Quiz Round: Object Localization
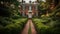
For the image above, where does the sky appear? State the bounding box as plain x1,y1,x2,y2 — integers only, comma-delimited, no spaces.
19,0,46,3
19,0,36,3
24,0,36,3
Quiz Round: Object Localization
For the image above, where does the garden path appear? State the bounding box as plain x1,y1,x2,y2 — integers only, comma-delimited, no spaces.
21,19,37,34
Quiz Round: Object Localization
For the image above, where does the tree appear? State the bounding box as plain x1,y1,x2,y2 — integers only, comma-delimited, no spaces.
0,0,20,17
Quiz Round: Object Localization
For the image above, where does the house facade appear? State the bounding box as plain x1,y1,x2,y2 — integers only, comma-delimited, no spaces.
20,0,39,17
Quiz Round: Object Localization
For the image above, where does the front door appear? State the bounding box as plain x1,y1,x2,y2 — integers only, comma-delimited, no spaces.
28,12,32,18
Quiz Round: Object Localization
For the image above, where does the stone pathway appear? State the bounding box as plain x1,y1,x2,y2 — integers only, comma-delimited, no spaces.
21,19,37,34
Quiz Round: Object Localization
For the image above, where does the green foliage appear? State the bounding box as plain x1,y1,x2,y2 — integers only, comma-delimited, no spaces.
33,18,49,34
0,0,20,17
0,0,27,34
33,17,60,34
35,0,60,34
0,18,27,34
38,1,50,15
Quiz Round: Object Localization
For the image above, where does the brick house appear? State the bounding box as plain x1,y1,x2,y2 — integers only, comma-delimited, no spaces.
19,0,39,18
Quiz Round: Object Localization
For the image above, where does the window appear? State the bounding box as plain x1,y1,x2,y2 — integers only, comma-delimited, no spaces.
29,6,31,10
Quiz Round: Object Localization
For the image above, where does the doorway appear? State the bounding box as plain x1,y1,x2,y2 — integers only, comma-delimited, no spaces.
28,12,32,18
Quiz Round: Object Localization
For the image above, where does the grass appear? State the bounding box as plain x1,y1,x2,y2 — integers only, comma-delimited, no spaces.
28,22,31,34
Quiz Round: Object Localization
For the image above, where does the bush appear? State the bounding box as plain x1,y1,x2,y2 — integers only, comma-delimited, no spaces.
0,18,27,34
33,18,60,34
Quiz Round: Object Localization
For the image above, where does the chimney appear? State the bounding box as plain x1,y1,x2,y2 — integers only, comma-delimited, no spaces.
29,0,31,3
